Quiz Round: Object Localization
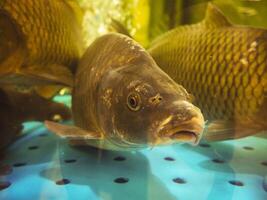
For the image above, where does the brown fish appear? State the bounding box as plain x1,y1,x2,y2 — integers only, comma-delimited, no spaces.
0,86,71,149
0,0,83,91
148,3,267,141
0,0,83,148
45,33,205,150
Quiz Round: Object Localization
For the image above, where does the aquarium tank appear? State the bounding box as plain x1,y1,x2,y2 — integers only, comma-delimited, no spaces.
0,0,267,199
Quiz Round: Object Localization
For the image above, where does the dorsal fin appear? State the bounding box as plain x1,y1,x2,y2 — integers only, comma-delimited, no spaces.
203,3,232,28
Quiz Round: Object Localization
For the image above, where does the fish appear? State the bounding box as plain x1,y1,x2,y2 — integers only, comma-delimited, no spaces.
148,3,267,141
0,86,71,150
0,0,82,148
45,33,205,151
0,0,83,96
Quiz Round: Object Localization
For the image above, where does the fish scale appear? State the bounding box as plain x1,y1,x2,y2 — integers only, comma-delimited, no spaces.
152,27,265,119
1,0,81,68
149,4,267,140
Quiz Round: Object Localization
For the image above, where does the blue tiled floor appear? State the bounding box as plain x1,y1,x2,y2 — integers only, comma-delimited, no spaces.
0,96,266,200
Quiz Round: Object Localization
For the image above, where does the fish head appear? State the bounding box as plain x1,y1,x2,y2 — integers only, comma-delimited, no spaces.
97,62,205,149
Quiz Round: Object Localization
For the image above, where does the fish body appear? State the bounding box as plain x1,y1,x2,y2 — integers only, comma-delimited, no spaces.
46,33,205,151
0,0,83,87
0,0,82,148
0,86,71,149
148,3,267,140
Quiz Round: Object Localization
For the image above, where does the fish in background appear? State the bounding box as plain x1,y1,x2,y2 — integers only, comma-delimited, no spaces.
148,3,267,141
45,33,205,150
0,0,83,94
0,86,71,150
0,0,84,147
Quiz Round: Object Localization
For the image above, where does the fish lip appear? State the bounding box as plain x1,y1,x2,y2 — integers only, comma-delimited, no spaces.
158,117,204,144
168,129,199,144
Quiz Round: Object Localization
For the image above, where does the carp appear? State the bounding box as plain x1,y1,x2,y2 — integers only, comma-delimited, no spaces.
46,33,205,150
148,3,267,141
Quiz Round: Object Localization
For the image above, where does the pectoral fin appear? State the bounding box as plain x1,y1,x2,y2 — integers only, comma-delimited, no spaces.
0,64,74,87
203,121,235,141
45,121,101,140
20,64,74,87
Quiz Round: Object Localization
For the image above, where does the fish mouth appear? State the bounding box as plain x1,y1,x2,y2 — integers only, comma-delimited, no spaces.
165,128,200,144
170,130,198,142
158,117,204,145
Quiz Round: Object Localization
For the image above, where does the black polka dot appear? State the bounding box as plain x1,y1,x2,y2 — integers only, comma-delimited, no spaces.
114,177,129,184
243,146,254,150
13,162,26,167
173,178,186,184
229,180,244,186
261,161,267,166
0,181,11,190
199,143,211,148
212,158,225,163
64,159,77,163
39,133,48,137
164,157,175,161
56,179,70,185
28,146,39,150
113,156,126,161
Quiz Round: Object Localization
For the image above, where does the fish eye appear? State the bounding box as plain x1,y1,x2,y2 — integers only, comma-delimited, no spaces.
127,92,141,111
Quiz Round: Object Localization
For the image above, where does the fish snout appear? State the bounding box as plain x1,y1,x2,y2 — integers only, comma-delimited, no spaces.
158,101,205,144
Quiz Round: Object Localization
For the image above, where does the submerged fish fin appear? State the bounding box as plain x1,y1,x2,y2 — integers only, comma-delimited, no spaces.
1,86,72,121
0,64,74,87
203,3,232,28
45,121,101,140
203,120,235,141
109,18,132,38
203,120,263,141
22,64,74,87
34,85,64,99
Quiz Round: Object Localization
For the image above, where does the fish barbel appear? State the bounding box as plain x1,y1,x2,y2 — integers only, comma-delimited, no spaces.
148,3,267,141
